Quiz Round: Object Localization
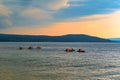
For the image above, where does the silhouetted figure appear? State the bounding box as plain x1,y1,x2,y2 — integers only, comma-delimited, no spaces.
19,47,23,50
77,49,85,53
71,48,75,52
65,48,75,52
28,46,33,50
36,46,41,49
65,48,69,52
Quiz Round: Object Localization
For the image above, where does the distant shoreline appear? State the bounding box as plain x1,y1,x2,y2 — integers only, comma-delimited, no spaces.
0,34,114,42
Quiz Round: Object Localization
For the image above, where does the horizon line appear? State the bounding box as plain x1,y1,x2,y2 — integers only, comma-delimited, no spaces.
0,33,119,38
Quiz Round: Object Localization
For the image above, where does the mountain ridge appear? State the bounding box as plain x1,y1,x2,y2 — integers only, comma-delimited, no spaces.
108,38,120,42
0,34,112,42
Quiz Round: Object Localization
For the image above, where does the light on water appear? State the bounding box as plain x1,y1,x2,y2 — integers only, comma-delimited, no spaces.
0,42,120,80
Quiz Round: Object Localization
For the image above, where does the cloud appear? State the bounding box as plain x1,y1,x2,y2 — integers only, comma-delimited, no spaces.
0,17,12,29
29,0,70,10
0,0,120,34
46,0,69,10
68,10,120,22
0,4,12,29
0,0,71,28
21,8,53,20
0,4,12,16
54,0,120,21
68,0,85,7
66,13,110,22
1,0,70,10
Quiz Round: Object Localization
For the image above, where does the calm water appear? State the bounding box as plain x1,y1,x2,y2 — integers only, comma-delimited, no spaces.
0,42,120,80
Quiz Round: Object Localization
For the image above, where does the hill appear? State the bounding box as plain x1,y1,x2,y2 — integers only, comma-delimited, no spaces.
109,38,120,42
0,34,112,42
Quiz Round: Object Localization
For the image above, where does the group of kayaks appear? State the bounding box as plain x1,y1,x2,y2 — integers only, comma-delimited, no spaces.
19,46,41,50
19,46,86,53
65,48,85,53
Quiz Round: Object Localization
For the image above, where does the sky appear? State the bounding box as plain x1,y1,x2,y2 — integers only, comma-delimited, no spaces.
0,0,120,38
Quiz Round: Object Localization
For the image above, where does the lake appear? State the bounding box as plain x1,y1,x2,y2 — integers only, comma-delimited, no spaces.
0,42,120,80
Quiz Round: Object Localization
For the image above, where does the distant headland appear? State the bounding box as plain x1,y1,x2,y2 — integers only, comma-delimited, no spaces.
0,34,113,42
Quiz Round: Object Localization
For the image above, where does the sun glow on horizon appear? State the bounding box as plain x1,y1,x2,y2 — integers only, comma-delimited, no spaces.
1,10,120,38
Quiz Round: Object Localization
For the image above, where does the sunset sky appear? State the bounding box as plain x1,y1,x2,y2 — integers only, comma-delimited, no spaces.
0,0,120,38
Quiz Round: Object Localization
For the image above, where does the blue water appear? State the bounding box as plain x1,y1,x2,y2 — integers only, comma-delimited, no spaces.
0,42,120,80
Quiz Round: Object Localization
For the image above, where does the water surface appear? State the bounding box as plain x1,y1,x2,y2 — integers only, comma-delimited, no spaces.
0,42,120,80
